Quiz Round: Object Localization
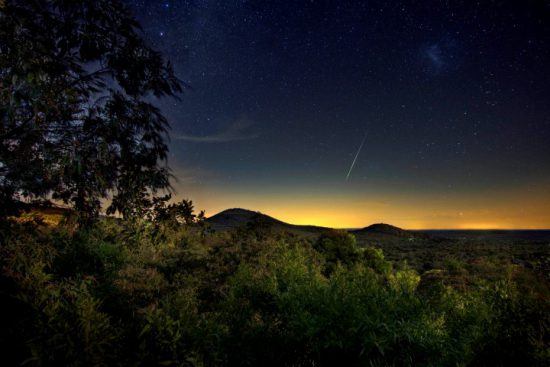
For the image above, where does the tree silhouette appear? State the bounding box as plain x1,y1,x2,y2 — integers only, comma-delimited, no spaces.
0,0,182,222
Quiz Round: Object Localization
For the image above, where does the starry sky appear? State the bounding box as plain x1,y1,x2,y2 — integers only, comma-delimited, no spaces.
126,0,550,229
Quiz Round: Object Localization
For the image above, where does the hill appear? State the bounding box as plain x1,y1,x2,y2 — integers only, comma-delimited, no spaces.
205,208,329,237
351,223,431,244
206,208,282,230
352,223,410,236
205,209,429,242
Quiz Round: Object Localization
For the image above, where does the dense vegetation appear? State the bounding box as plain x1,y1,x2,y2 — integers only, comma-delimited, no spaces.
1,0,181,221
1,209,549,366
1,1,548,366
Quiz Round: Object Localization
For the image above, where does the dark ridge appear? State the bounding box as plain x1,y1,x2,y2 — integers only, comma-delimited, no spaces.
205,208,329,235
206,208,282,226
353,223,407,235
351,223,430,239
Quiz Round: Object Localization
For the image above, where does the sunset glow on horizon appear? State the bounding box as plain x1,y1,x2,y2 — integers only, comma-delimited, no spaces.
127,1,550,231
173,179,550,229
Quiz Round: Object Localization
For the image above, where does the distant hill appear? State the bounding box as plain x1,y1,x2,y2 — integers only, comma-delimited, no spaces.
13,203,72,226
352,223,411,237
205,208,329,237
351,222,431,242
205,209,429,242
206,208,282,230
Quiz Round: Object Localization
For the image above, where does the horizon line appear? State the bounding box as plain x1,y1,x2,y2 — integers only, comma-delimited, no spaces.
208,208,550,231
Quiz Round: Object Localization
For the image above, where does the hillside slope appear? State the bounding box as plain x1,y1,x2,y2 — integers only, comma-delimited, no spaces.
205,208,329,236
351,223,431,243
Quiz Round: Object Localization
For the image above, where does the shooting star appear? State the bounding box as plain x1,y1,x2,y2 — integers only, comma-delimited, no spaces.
345,133,367,181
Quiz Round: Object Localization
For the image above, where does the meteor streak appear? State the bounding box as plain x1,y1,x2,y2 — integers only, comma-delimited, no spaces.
345,133,367,181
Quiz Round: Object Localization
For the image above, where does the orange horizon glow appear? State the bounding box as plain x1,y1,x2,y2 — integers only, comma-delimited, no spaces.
171,181,550,230
167,166,550,230
219,209,550,230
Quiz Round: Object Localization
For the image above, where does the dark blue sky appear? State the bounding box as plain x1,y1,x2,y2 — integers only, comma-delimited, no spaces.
126,0,550,228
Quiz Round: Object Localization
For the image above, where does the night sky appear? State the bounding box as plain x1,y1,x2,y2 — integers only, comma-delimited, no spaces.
126,0,550,229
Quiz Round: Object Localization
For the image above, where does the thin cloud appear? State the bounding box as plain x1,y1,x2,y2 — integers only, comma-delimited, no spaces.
169,166,219,186
174,117,259,143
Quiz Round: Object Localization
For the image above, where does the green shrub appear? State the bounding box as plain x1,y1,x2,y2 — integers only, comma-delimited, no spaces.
314,230,361,274
1,219,548,366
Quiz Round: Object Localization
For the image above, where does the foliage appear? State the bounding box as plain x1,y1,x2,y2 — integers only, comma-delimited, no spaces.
314,230,361,274
146,194,206,227
0,0,182,221
1,217,548,366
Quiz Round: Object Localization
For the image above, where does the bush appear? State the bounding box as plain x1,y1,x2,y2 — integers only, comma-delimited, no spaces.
1,219,548,366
